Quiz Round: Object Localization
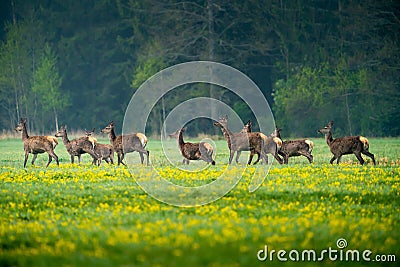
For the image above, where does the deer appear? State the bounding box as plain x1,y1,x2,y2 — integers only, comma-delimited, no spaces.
318,121,376,165
84,128,97,149
271,127,314,164
14,118,59,168
169,127,215,165
55,125,99,164
213,115,268,165
239,120,283,165
101,121,149,165
84,129,114,166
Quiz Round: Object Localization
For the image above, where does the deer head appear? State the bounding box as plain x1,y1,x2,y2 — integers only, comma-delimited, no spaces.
85,128,96,136
213,115,229,129
168,127,187,138
101,121,114,134
318,121,334,134
14,118,27,132
55,125,67,137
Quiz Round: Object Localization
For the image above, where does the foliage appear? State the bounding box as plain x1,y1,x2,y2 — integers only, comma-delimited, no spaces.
31,44,67,131
0,0,398,136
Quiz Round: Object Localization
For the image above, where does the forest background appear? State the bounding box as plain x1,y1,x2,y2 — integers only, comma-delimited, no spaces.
0,0,399,137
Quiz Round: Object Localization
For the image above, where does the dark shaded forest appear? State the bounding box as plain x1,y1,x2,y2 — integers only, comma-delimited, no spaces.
0,0,399,137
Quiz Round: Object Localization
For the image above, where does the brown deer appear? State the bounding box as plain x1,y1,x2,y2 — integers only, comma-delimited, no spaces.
101,121,149,165
213,116,268,165
271,127,314,164
84,130,114,166
55,125,99,164
14,118,59,168
169,127,215,165
318,121,376,165
239,120,283,164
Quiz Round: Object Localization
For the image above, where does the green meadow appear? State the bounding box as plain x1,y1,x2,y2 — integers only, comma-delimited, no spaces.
0,137,399,266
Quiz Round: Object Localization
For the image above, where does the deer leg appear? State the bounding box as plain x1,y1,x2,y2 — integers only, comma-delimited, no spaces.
330,155,337,164
274,153,283,164
120,153,126,166
247,151,255,165
139,152,144,164
235,151,242,164
253,151,261,165
336,155,343,164
24,152,29,168
31,154,38,165
78,154,81,164
262,151,269,165
298,151,313,164
146,150,150,165
354,152,365,165
228,150,235,164
46,154,52,167
46,151,60,167
361,150,376,165
71,155,75,164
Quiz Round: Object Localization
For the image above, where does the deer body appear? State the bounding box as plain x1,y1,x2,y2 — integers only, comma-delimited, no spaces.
214,116,268,165
318,121,376,165
101,121,149,165
92,144,114,166
15,118,59,168
84,129,114,166
272,128,313,164
55,126,98,164
169,128,215,165
239,120,283,164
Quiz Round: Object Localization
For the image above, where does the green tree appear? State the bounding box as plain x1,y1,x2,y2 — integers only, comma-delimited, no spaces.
31,44,67,132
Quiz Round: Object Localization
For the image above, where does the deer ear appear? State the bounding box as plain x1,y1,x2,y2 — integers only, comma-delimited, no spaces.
91,128,95,132
181,127,187,132
110,121,114,126
328,121,334,127
225,114,228,119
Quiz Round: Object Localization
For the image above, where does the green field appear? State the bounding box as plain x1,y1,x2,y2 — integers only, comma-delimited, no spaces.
0,137,399,266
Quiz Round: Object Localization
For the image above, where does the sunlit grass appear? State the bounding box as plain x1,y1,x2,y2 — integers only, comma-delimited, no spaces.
0,138,399,266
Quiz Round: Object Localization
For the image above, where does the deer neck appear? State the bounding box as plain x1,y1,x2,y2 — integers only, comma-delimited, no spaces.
219,126,233,148
61,131,70,145
325,130,334,146
21,123,29,141
108,127,117,143
177,131,185,148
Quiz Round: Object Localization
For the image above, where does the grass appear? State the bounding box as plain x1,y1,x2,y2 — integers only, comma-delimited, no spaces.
0,137,399,266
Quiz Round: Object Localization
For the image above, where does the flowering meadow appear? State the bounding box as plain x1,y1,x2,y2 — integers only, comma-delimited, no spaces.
0,138,399,267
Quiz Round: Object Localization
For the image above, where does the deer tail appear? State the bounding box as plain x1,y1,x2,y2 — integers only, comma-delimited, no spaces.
136,133,148,148
359,136,369,150
273,137,282,150
305,139,314,153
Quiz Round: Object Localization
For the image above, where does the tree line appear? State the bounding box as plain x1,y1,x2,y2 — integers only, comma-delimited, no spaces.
0,0,399,137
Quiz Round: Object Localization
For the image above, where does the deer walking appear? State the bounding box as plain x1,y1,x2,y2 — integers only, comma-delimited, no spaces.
239,120,283,165
55,125,99,164
84,129,114,166
214,116,268,165
271,127,313,164
318,121,376,165
101,121,149,165
169,127,215,165
15,118,59,168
